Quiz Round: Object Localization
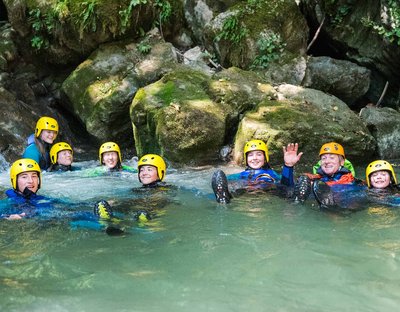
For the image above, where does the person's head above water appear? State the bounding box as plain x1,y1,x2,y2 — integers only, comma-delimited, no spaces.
138,154,166,185
366,160,397,189
35,116,58,144
99,142,122,169
50,142,73,166
319,142,345,176
10,158,41,194
243,139,269,170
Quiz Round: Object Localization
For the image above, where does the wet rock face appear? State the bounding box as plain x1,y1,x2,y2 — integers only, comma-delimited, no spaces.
360,106,400,159
302,56,371,107
61,35,178,146
2,0,184,66
300,0,400,109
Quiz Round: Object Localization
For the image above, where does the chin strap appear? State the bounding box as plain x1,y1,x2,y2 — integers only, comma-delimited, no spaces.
21,187,36,199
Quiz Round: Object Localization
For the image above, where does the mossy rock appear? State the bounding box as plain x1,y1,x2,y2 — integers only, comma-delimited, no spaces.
4,0,185,65
131,68,226,165
234,84,376,166
130,66,278,165
61,38,177,145
202,0,308,68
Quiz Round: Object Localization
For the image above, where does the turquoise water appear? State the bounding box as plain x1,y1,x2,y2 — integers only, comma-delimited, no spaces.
0,162,400,311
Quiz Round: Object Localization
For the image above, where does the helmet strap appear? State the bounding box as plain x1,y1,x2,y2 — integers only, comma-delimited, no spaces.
21,187,36,199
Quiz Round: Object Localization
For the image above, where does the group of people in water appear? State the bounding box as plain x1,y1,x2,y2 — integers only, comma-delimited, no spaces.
3,116,168,224
2,115,399,226
212,139,399,210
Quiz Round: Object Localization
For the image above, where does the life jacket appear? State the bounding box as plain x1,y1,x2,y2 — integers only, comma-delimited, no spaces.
313,158,356,177
314,166,355,186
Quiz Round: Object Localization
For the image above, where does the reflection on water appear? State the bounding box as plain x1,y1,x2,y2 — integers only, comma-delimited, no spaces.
0,162,399,311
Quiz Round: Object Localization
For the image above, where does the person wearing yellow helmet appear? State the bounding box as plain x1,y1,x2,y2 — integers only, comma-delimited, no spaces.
366,160,398,190
137,154,167,187
96,142,136,173
92,154,168,225
1,159,47,219
212,140,303,203
22,116,59,170
362,160,400,208
48,142,74,172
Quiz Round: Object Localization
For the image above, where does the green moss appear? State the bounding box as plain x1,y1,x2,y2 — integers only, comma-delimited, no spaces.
26,0,182,49
243,0,295,35
151,70,210,104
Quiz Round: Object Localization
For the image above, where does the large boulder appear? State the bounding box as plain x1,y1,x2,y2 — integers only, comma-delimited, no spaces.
61,34,178,146
198,1,308,68
301,56,370,106
130,66,277,165
264,56,371,106
3,0,185,65
300,0,400,109
233,84,376,166
359,106,400,159
0,87,32,162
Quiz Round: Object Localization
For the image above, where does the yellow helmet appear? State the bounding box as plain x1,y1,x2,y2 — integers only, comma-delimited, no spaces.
99,142,122,164
366,160,397,188
35,116,58,138
10,158,41,191
50,142,73,164
138,154,166,181
319,142,345,158
243,139,269,163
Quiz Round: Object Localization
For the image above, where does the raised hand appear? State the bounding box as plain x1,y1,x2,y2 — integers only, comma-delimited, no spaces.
283,143,303,167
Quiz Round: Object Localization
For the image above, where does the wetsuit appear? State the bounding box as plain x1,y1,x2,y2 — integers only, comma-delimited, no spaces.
366,186,400,207
1,189,117,233
22,135,52,170
48,164,73,172
294,166,357,204
226,164,295,195
1,189,56,219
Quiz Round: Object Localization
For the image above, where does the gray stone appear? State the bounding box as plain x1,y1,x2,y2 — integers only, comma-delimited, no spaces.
359,106,400,159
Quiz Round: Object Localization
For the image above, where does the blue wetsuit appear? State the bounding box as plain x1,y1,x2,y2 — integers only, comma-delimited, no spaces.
22,134,52,170
228,165,294,185
226,165,294,195
1,189,108,226
1,189,58,219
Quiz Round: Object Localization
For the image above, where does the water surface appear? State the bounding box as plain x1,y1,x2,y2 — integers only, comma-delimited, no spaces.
0,162,399,311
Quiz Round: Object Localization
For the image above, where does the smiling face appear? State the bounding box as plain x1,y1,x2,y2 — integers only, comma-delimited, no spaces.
57,150,73,166
369,170,391,189
102,151,119,169
320,153,344,176
246,150,266,169
139,165,159,185
17,171,39,194
39,130,57,144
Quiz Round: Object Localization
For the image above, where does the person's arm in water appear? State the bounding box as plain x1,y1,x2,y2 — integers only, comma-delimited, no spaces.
281,143,303,187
